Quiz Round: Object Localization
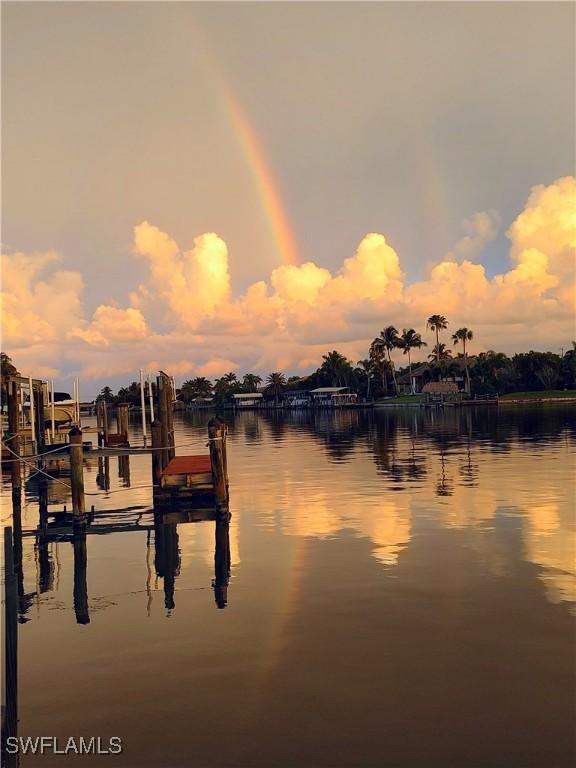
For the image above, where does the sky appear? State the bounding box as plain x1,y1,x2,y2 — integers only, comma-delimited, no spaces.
1,2,575,397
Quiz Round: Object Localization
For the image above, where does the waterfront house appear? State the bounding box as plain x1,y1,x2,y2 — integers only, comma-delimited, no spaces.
397,357,474,394
309,387,357,407
233,392,264,408
187,396,215,409
282,389,310,408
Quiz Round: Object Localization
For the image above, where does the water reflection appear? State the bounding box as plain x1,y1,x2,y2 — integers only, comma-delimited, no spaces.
225,406,575,608
1,406,574,768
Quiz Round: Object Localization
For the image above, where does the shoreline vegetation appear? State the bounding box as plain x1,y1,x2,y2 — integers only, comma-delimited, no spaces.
2,315,575,410
375,391,576,407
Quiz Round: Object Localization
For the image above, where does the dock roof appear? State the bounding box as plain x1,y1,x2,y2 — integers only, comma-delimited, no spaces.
233,392,263,399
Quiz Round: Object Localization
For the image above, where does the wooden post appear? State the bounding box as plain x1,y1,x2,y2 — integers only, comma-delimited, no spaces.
157,377,168,470
96,400,103,446
6,381,22,509
208,418,228,507
34,383,45,453
39,476,49,534
151,420,162,485
6,379,19,436
221,420,229,490
28,376,36,454
140,368,148,447
117,403,129,445
69,427,85,520
3,527,18,764
9,433,21,513
157,374,175,470
148,375,155,422
50,380,56,442
102,401,109,445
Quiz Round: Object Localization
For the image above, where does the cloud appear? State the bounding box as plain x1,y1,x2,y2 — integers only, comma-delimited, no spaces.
72,306,148,346
1,251,84,345
133,223,231,328
446,210,501,262
2,177,574,391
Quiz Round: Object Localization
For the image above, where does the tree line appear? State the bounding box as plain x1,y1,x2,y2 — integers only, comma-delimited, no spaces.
2,312,575,407
92,314,576,403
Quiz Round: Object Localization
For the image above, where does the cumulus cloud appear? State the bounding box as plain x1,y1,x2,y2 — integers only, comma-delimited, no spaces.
2,176,574,389
133,223,231,328
71,306,148,346
1,251,84,345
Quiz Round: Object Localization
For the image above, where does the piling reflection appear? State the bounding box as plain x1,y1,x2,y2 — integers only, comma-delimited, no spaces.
118,454,131,487
72,528,90,625
153,515,181,612
2,528,18,768
213,512,231,609
96,456,111,491
37,478,54,595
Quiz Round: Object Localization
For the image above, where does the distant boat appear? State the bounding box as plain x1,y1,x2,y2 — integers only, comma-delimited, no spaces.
24,391,76,427
22,392,76,428
45,392,76,426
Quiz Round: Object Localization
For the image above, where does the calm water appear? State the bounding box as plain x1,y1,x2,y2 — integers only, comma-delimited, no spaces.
2,406,575,767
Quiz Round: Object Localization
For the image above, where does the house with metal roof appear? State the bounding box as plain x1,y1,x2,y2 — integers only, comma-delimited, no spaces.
233,392,263,408
309,387,357,407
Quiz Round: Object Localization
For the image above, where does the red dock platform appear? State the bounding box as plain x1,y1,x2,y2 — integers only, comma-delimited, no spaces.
159,455,213,490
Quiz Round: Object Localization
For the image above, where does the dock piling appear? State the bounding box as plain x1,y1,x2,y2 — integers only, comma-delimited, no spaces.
33,383,45,453
116,403,130,446
6,381,22,509
151,420,162,485
69,427,85,520
208,418,229,507
157,373,175,469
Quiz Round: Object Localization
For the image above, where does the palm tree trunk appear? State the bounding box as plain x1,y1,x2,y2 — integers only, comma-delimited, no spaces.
435,328,440,363
366,373,371,398
388,350,399,396
408,350,413,394
463,339,470,394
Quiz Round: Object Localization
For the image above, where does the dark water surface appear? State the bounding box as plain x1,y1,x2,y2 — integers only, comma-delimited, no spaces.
2,406,575,767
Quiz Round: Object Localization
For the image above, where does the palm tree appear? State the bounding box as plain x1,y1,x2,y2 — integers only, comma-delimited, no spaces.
428,343,452,362
223,372,238,385
320,351,353,386
194,377,213,398
356,359,373,398
371,358,392,396
398,328,427,394
452,327,474,393
180,377,212,401
372,326,400,395
242,373,262,392
427,315,448,363
267,372,287,404
97,386,114,403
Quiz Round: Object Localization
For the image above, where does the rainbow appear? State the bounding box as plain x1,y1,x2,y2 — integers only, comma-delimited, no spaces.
223,90,300,266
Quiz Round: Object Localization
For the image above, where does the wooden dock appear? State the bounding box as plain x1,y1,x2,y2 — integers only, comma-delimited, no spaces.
159,455,213,490
153,454,219,507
